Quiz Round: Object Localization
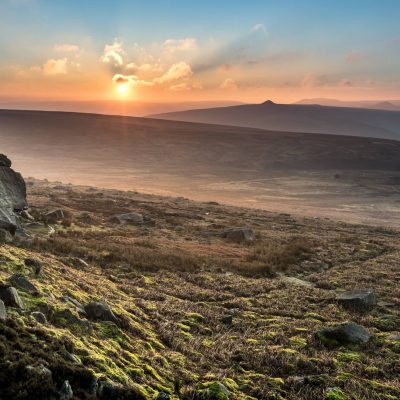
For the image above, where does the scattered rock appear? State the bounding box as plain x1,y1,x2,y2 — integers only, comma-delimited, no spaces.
0,299,6,321
387,333,400,341
62,295,86,315
31,311,47,324
281,276,315,288
315,322,371,346
9,274,39,295
20,209,34,221
44,209,65,223
84,301,118,323
0,284,24,309
59,380,73,400
75,258,89,269
221,228,254,243
157,392,170,400
337,289,377,312
0,228,13,244
197,381,230,400
25,364,52,379
52,308,91,330
108,212,144,225
24,258,43,276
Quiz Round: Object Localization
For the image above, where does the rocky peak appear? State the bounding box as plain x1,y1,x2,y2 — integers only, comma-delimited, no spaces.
0,153,27,235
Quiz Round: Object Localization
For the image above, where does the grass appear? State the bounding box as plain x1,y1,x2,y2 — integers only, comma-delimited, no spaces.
0,178,399,399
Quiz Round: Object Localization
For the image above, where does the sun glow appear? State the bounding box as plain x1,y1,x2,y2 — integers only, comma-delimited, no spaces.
116,84,129,95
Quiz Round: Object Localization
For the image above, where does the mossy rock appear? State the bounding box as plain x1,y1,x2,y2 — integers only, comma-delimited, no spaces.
195,381,230,400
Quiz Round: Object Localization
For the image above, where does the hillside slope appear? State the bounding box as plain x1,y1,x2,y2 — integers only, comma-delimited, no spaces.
149,101,400,140
0,178,400,399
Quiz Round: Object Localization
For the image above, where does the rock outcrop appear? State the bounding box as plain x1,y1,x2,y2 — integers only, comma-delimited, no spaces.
0,154,27,235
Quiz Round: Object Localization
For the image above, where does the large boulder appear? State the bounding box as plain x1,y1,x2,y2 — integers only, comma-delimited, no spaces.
108,212,144,226
337,289,377,312
0,154,27,235
0,284,24,309
84,301,118,323
221,228,254,243
315,322,371,346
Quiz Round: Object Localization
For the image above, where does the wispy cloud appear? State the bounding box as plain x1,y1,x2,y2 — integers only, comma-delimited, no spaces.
251,23,267,34
219,78,237,89
42,58,68,76
101,40,125,66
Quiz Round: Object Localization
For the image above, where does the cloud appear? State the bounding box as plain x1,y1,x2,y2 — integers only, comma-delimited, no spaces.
219,78,237,89
112,61,194,88
163,38,197,54
126,62,163,73
154,62,193,84
42,58,68,75
169,82,202,91
251,23,267,34
112,74,155,86
101,40,125,66
54,44,80,53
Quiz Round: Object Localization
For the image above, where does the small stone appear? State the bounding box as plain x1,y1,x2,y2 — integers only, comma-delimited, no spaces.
108,212,144,225
157,392,170,400
0,300,6,321
84,301,117,323
337,289,377,312
59,380,73,400
0,285,24,309
44,209,65,224
31,311,47,324
221,228,254,243
20,210,34,221
24,258,43,276
9,274,39,295
315,322,371,346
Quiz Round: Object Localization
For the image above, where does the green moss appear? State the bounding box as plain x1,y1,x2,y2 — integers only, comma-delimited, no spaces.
197,381,230,400
336,351,361,362
289,336,307,348
325,388,346,400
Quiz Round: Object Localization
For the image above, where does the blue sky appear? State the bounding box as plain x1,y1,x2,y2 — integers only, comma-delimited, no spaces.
1,0,399,102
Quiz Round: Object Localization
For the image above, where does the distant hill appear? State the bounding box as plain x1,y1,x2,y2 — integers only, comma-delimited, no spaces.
0,99,244,117
148,101,400,140
296,98,400,111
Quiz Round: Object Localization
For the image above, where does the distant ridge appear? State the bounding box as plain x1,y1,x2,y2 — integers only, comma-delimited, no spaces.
148,101,400,141
296,98,400,111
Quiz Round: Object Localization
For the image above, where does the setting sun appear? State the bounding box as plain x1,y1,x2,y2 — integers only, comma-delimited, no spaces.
116,84,129,95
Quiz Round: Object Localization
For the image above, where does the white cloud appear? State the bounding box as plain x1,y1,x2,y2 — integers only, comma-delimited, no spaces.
219,78,237,89
54,44,80,53
169,82,202,91
251,23,267,34
101,40,125,66
163,38,197,54
154,62,193,84
42,58,68,75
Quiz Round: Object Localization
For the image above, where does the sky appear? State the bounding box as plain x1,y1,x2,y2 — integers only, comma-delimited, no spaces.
0,0,400,104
